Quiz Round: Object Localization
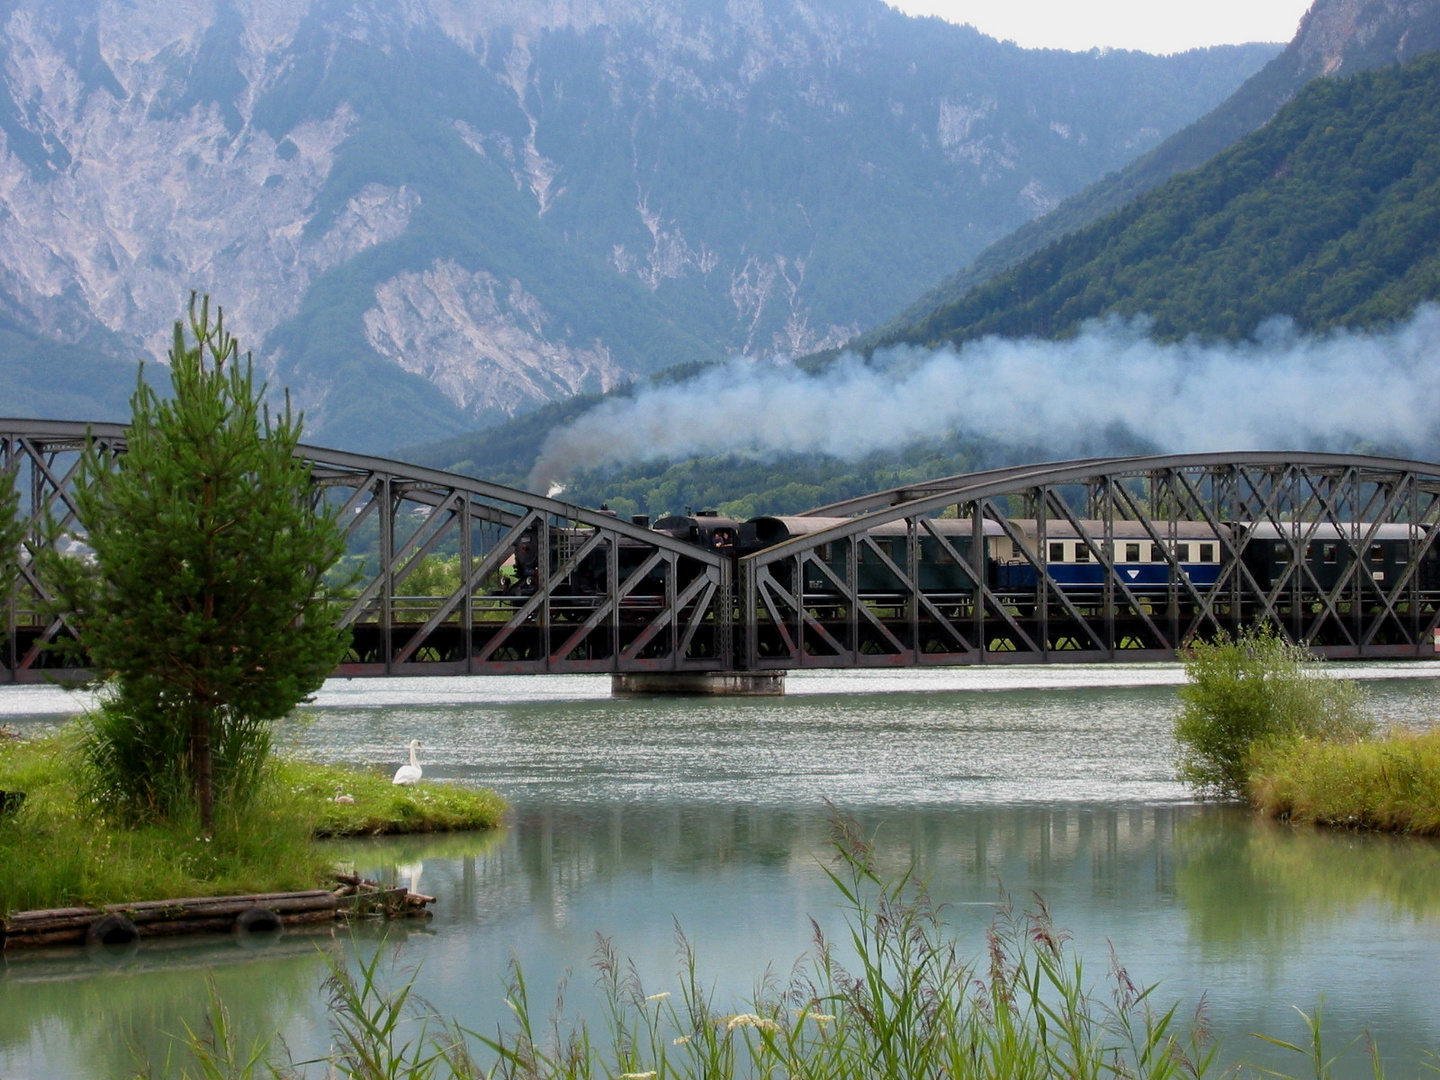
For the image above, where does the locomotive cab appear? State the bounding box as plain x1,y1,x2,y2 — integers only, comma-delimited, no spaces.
653,511,741,553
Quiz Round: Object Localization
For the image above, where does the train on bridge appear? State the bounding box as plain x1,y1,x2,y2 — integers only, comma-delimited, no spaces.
512,510,1440,607
7,422,1440,677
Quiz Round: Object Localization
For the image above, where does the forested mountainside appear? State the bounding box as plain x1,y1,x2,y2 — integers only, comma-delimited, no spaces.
881,50,1440,349
865,0,1440,346
0,0,1273,449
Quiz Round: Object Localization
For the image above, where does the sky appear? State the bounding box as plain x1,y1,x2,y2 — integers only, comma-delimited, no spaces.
889,0,1315,54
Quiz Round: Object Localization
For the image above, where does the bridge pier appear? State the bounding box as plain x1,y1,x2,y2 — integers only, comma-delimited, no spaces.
611,671,786,697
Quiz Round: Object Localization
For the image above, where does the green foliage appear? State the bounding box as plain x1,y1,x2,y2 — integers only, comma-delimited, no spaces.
880,52,1440,352
1174,626,1373,799
400,554,462,599
44,295,350,829
277,759,506,838
0,464,23,637
0,725,329,914
405,421,987,520
0,725,505,914
1249,727,1440,834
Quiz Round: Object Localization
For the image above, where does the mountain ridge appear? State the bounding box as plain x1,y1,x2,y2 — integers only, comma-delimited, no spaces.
860,0,1440,349
0,0,1274,449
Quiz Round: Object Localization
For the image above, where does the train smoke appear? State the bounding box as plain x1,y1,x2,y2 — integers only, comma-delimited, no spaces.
527,307,1440,490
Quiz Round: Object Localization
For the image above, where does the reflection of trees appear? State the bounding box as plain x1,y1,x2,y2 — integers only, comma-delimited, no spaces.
0,932,339,1078
1176,812,1440,957
428,802,1201,931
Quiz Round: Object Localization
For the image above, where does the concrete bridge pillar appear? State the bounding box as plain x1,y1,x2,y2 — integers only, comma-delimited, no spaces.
611,671,786,696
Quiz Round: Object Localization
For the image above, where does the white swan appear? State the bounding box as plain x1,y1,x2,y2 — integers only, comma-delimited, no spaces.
392,739,423,786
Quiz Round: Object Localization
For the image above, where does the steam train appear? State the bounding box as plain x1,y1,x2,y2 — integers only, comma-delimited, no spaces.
509,509,1440,601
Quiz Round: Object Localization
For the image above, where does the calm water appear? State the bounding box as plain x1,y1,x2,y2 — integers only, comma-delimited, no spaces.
3,664,1440,1078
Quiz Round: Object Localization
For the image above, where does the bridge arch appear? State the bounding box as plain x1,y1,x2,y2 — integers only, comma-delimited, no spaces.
740,452,1440,668
1,419,729,682
5,423,1440,680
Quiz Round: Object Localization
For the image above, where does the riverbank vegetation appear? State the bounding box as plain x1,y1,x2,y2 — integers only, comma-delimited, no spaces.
41,295,352,835
1249,727,1440,834
155,815,1390,1080
1175,625,1440,835
0,724,504,914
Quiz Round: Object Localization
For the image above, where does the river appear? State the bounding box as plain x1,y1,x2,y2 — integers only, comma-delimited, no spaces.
2,664,1439,1079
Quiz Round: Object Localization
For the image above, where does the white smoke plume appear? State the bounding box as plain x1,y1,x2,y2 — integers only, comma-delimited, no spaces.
527,308,1440,490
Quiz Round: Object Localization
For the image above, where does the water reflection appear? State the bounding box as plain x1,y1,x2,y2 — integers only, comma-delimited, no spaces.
2,670,1439,1079
1178,814,1440,956
0,930,337,1078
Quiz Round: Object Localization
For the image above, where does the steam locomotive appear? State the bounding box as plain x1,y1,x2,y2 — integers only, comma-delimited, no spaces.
509,509,1440,600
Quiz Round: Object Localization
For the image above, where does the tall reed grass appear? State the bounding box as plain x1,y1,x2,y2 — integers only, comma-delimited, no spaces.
147,814,1405,1080
1249,728,1440,835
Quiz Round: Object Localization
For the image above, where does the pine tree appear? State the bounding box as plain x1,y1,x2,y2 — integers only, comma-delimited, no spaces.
0,466,24,650
48,295,349,832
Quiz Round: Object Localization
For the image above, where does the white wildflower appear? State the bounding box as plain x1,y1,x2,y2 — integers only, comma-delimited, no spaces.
721,1013,778,1033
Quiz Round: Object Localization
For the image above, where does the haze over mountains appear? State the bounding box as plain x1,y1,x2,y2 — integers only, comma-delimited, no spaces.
0,0,1274,449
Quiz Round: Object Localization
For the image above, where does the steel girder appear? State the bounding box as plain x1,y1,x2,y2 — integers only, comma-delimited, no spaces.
0,419,729,682
741,452,1440,669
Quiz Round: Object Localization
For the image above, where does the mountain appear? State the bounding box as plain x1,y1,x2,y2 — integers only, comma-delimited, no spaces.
864,0,1440,347
878,48,1440,349
0,0,1275,450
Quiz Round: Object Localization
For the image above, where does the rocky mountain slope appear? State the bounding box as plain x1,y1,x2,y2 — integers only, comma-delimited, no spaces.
0,0,1274,449
866,0,1440,346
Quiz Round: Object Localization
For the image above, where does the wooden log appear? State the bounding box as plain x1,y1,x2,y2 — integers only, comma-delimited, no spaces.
2,928,88,948
5,893,337,935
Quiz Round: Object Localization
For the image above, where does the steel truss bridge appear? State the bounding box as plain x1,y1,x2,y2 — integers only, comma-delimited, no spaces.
5,419,1440,683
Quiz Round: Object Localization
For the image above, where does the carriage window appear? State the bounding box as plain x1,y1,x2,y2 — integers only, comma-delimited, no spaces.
1150,543,1164,562
1174,543,1190,562
1199,543,1215,563
1322,543,1338,564
1370,544,1385,562
1073,543,1090,562
1275,544,1292,563
1049,542,1065,562
1124,543,1141,562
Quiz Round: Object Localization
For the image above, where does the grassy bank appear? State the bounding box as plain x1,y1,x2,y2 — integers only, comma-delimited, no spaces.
1249,728,1440,835
0,725,505,914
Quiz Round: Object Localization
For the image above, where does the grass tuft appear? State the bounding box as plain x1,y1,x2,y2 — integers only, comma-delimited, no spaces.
275,759,507,838
1249,728,1440,835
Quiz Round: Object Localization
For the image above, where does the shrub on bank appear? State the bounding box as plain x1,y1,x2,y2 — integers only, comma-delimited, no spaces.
0,726,505,914
1249,728,1440,834
1174,626,1372,798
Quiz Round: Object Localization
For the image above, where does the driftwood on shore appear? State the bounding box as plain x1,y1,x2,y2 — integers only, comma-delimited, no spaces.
1,875,436,951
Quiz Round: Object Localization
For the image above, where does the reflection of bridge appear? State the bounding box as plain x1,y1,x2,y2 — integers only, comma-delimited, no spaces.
6,419,1440,684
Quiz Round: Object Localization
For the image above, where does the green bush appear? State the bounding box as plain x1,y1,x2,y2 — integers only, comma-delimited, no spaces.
1174,625,1373,798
